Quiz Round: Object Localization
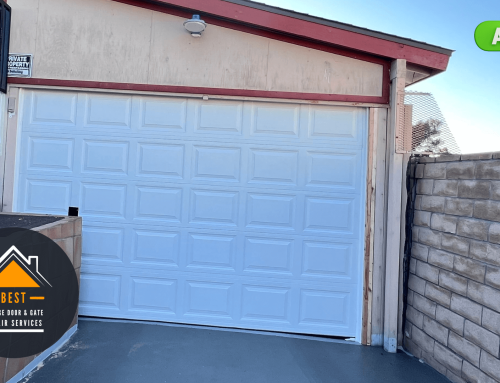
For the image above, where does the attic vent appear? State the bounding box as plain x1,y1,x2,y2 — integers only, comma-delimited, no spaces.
395,91,461,155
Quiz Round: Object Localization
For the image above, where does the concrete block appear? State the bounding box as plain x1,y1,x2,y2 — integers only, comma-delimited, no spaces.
73,235,82,269
412,243,429,262
417,179,434,195
492,152,500,159
447,161,475,179
479,351,500,382
464,320,500,358
420,196,446,213
415,195,422,210
491,182,500,201
420,156,436,163
408,289,415,306
470,241,500,267
433,180,459,197
461,153,493,161
412,226,419,242
424,162,447,179
428,248,454,271
448,331,481,367
445,198,474,217
462,361,497,383
56,237,74,264
474,200,500,223
405,321,413,339
467,281,500,314
433,342,463,376
436,305,465,335
412,326,435,354
416,164,425,179
45,224,62,240
451,294,482,325
404,337,422,359
407,305,424,329
453,255,486,283
419,228,442,248
60,220,74,238
414,210,431,227
485,266,500,289
421,350,447,375
409,274,427,295
457,218,489,241
413,292,437,318
425,282,452,307
423,316,449,346
446,370,467,383
431,213,458,234
74,217,82,235
436,154,461,163
489,223,500,245
439,270,468,296
441,233,470,256
416,260,440,284
475,160,500,180
410,259,417,276
482,308,500,336
458,180,491,199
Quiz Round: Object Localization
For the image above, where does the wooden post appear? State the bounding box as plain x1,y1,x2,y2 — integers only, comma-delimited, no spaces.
362,108,378,345
383,59,406,353
370,108,388,346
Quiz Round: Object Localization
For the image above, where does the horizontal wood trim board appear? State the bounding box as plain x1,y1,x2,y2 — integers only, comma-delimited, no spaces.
112,0,449,71
7,78,389,104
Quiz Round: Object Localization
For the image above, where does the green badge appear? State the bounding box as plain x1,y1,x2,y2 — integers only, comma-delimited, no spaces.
475,21,500,51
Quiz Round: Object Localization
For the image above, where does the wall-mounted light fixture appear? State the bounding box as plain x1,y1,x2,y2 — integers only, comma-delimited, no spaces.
183,15,207,38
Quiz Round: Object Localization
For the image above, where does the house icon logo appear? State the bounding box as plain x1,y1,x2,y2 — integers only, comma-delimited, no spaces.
0,246,52,288
0,228,79,359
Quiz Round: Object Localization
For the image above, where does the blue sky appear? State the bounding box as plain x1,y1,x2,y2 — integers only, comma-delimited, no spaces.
261,0,500,154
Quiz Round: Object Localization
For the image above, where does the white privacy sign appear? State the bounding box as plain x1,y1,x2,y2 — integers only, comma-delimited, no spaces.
8,54,33,78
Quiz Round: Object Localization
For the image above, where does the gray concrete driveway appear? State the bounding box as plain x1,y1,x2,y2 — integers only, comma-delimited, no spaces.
21,319,449,383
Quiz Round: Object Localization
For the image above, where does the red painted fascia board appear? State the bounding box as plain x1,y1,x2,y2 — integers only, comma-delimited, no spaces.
8,78,388,104
119,0,449,71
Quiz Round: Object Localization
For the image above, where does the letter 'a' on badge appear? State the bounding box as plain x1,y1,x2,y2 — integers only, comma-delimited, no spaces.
475,21,500,51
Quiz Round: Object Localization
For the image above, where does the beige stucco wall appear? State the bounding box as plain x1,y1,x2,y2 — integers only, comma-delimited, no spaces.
9,0,384,97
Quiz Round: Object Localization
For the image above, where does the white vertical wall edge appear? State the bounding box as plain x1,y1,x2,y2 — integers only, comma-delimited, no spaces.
2,86,22,213
383,59,406,353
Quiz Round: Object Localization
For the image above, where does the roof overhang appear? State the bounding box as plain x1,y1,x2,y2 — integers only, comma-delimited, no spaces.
113,0,452,78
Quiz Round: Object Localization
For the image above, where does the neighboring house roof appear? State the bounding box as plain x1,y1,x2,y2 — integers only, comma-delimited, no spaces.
115,0,453,74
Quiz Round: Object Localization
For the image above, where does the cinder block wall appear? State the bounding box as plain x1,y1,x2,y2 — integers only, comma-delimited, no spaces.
0,216,82,383
404,153,500,383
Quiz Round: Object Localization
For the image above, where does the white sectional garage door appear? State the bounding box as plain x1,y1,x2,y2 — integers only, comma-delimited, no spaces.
16,90,367,338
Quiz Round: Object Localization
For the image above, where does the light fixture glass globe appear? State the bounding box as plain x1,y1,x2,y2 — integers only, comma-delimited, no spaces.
184,15,207,34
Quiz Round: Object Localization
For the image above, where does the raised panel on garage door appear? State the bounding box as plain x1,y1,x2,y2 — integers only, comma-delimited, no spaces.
16,90,367,340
